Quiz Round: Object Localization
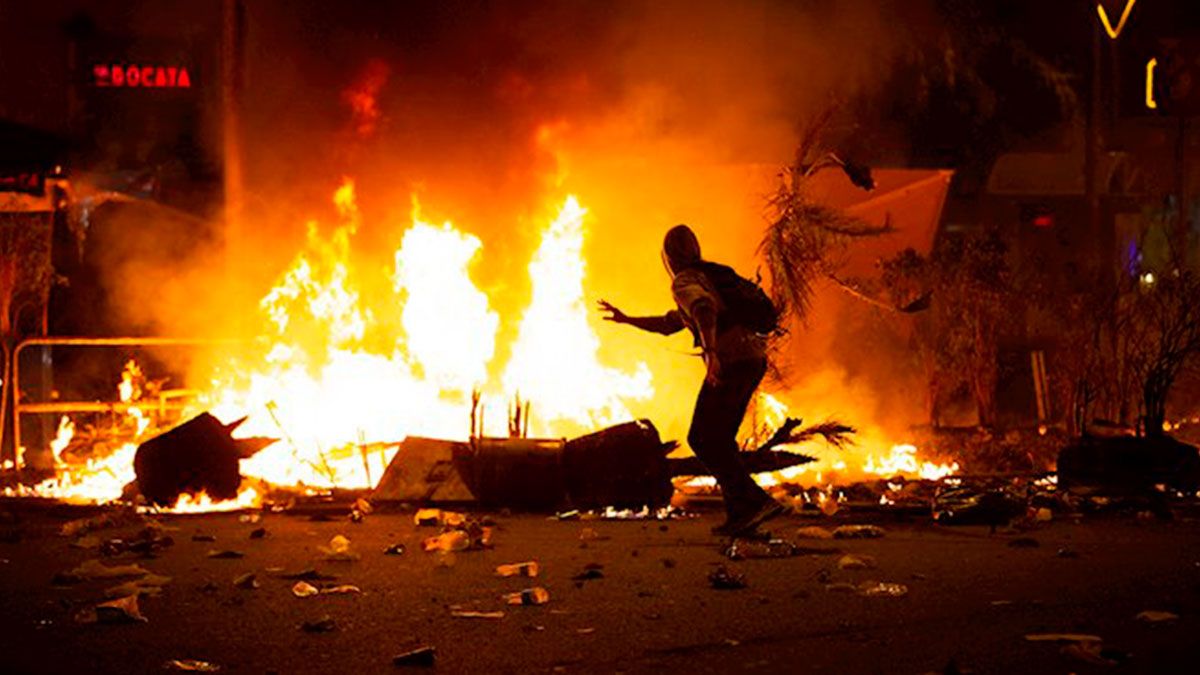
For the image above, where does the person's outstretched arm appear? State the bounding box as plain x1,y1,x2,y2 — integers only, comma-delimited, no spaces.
597,299,684,335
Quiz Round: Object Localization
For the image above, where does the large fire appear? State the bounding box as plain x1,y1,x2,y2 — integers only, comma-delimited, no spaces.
7,180,955,508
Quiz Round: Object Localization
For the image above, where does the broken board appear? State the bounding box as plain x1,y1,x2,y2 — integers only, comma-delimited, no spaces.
371,437,476,503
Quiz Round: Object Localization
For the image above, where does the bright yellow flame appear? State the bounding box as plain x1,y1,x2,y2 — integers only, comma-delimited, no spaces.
863,444,959,481
209,188,652,492
118,360,142,403
49,416,75,465
161,487,260,513
395,197,499,391
118,360,150,437
1097,0,1138,40
5,443,139,504
503,196,653,434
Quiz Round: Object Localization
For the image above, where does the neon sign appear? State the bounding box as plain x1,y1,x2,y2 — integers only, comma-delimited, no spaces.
1096,0,1138,40
92,64,192,88
0,172,44,195
1146,58,1158,109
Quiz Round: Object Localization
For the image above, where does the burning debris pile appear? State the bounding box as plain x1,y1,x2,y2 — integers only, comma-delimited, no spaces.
3,180,969,513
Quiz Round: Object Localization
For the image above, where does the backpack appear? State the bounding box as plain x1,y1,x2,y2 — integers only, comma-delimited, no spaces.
695,261,779,335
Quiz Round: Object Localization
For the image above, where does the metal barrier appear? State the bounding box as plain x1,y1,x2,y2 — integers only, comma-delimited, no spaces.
0,338,11,467
9,337,240,469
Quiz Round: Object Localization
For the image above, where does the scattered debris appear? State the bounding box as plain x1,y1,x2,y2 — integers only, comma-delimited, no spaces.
825,581,908,597
279,568,337,581
422,531,469,553
503,587,550,605
60,510,142,538
206,550,245,559
384,543,407,556
163,659,221,672
233,573,259,590
414,509,464,527
579,527,607,542
832,525,886,539
320,585,361,595
104,574,171,598
450,610,505,620
392,645,436,668
319,535,361,562
1056,548,1079,558
191,534,217,543
571,564,604,582
249,528,267,540
858,582,908,597
496,562,540,578
76,595,147,624
1027,634,1130,667
70,535,102,550
708,565,747,590
724,539,804,560
1136,610,1179,623
933,486,1027,527
795,526,834,540
68,559,151,580
292,581,320,598
238,514,261,524
350,498,373,524
837,554,876,570
1061,640,1127,667
300,615,336,633
93,526,175,558
421,516,493,553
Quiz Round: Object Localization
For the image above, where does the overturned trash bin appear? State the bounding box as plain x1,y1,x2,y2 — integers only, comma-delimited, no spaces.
374,420,674,511
1058,435,1200,495
134,413,275,506
467,420,674,511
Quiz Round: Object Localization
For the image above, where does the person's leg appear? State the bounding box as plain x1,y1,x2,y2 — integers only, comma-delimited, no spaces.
687,358,772,519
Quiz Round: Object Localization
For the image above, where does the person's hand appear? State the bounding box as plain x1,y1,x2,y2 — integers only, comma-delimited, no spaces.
597,299,628,323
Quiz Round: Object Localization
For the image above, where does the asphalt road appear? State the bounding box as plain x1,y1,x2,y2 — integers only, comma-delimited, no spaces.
1,505,1199,674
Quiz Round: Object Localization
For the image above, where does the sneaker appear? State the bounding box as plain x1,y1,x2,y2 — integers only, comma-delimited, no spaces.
725,499,787,538
711,519,772,539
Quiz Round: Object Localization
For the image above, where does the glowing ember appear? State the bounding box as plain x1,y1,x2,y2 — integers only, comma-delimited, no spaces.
158,487,261,514
864,444,959,481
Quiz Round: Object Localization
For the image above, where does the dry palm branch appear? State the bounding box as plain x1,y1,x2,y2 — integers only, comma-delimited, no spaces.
759,107,895,326
666,418,855,477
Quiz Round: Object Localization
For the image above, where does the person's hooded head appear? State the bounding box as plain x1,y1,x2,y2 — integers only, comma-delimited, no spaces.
662,224,701,278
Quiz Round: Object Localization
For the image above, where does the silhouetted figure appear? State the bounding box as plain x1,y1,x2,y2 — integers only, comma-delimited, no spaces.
599,225,784,537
